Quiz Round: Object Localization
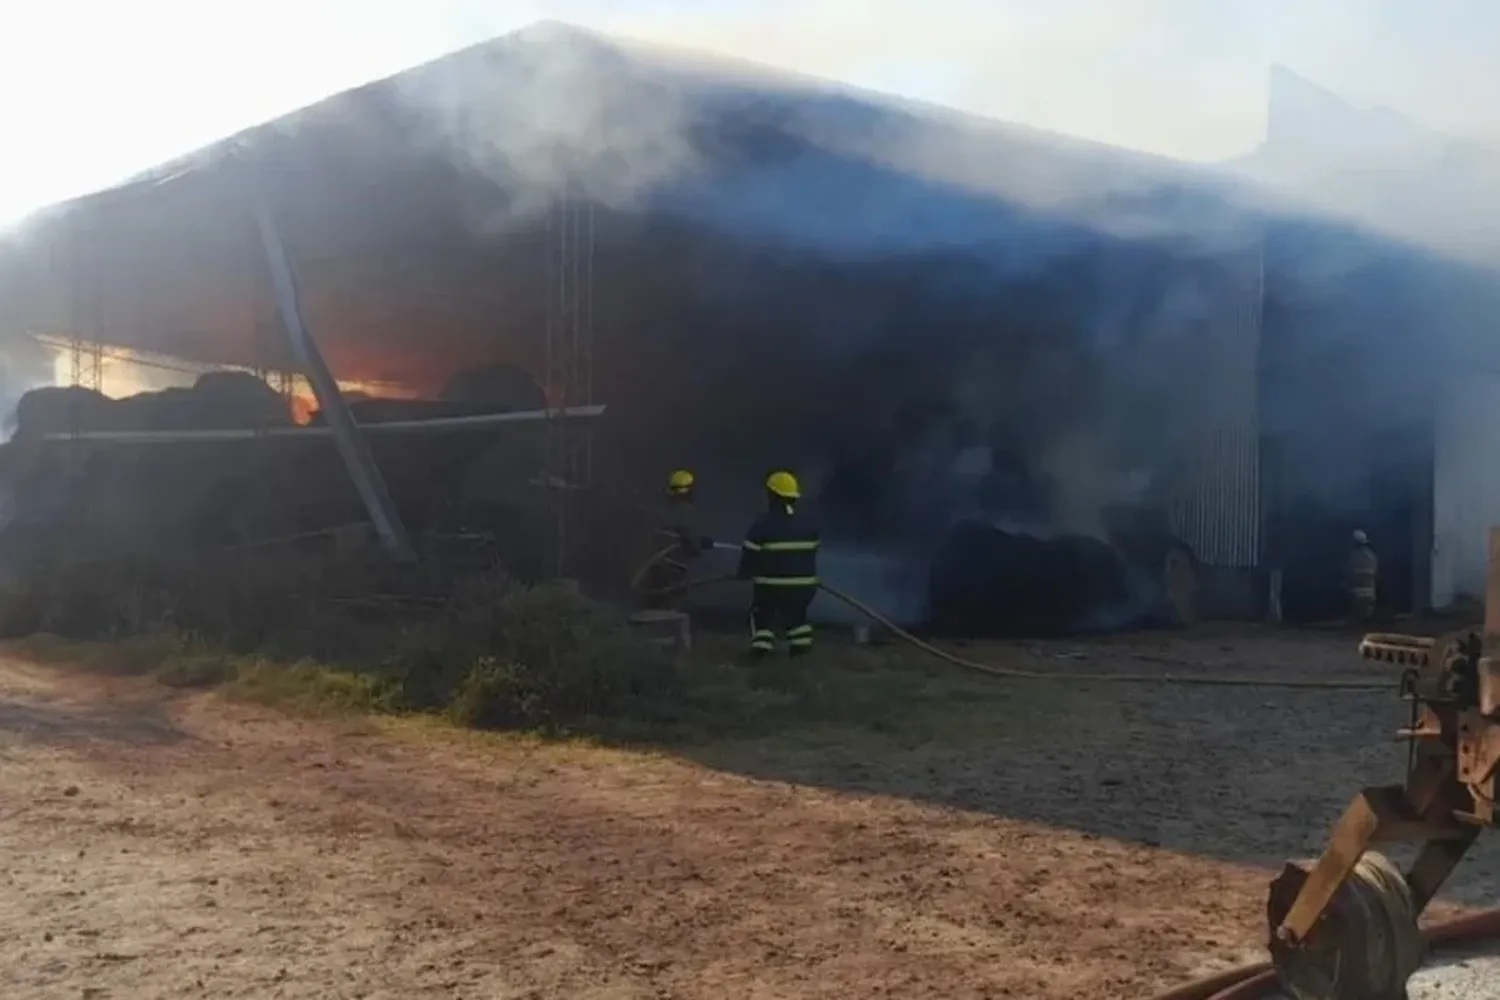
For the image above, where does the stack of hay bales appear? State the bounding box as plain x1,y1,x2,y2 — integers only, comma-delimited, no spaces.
0,364,561,566
9,371,291,439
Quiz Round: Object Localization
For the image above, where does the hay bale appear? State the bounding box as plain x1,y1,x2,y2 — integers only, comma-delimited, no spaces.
10,373,290,439
440,362,547,412
189,371,293,427
10,385,112,438
926,520,1131,637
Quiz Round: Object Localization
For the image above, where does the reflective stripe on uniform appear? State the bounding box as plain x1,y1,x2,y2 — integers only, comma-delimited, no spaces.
742,540,817,552
750,627,776,651
740,505,819,587
786,623,814,648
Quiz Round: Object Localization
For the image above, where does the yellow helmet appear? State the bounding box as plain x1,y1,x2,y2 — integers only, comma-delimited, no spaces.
765,470,800,500
667,469,695,494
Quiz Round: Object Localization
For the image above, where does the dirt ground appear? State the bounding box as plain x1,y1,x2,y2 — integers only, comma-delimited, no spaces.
1,629,1497,1000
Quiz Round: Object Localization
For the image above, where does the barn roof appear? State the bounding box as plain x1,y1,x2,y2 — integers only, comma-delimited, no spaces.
0,21,1262,389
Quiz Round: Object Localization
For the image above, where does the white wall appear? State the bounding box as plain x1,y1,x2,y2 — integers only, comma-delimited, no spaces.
1431,370,1500,607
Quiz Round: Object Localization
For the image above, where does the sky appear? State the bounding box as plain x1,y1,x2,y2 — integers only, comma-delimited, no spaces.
0,0,1497,226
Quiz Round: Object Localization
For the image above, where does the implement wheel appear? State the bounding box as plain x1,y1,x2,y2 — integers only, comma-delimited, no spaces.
1266,853,1424,1000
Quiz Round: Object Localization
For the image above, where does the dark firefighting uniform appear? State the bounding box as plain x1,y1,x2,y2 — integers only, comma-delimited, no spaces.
737,499,820,657
643,495,708,610
1346,543,1378,621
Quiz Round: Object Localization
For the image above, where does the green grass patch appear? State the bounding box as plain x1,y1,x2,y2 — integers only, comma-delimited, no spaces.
228,657,399,715
0,548,691,737
0,546,1056,748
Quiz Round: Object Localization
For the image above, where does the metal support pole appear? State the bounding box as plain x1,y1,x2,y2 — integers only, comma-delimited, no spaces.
250,191,416,562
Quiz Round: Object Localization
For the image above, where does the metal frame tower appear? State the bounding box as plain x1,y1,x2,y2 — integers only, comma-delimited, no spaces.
543,182,597,579
67,337,104,393
60,216,104,526
65,216,105,396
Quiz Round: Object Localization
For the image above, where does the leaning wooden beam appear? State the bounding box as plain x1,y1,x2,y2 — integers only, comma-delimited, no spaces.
38,404,607,444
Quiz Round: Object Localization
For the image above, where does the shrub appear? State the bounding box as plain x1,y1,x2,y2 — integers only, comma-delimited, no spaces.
155,652,238,689
0,554,159,640
0,547,686,736
394,577,686,732
0,546,420,650
231,658,399,715
448,658,535,729
110,632,192,674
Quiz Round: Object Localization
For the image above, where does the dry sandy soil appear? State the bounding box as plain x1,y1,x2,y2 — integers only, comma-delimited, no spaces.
0,629,1497,1000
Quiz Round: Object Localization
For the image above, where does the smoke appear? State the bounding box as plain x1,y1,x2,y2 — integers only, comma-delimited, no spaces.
803,231,1262,557
6,2,1500,245
1230,67,1500,270
812,548,928,626
1036,436,1154,540
407,1,1500,164
371,8,1500,271
0,338,59,441
381,17,1269,265
389,23,707,232
4,4,1498,620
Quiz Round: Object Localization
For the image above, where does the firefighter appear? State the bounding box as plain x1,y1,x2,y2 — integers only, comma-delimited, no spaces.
737,470,820,658
1346,529,1378,622
642,470,713,609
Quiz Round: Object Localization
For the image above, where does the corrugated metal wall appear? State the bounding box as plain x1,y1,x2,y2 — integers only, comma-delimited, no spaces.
1431,370,1500,607
1166,244,1264,568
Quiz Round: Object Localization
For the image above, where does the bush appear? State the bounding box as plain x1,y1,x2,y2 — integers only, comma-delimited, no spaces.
0,546,444,647
112,632,193,675
155,652,238,689
231,658,399,715
397,577,686,733
8,630,192,676
0,554,165,640
0,547,686,736
448,658,534,729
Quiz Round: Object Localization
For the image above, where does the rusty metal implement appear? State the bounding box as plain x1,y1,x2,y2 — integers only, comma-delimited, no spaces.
1267,531,1500,999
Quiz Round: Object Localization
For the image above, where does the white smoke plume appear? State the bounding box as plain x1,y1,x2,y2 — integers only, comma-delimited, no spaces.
0,336,60,440
3,1,1498,254
388,23,707,231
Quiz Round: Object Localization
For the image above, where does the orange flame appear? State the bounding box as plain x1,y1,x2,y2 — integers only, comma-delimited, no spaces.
290,394,316,425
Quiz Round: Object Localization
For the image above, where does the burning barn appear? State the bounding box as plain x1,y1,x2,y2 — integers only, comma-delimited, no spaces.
0,24,1489,633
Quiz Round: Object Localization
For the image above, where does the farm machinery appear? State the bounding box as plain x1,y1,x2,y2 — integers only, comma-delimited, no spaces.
1265,535,1500,999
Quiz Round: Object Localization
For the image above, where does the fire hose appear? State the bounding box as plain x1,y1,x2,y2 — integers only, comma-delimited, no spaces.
1146,905,1500,1000
631,544,1395,690
633,548,1500,994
